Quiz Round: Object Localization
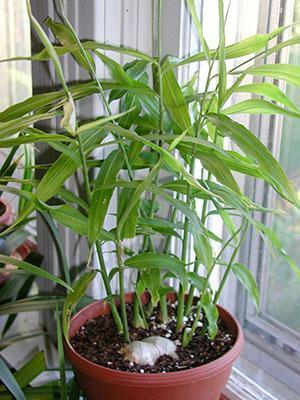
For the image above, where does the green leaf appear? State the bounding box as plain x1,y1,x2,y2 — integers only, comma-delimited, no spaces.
116,161,163,239
3,40,155,64
45,17,95,71
45,204,88,236
137,217,182,238
199,153,241,193
36,130,106,202
170,26,288,69
57,187,88,212
56,306,67,400
125,252,187,289
117,188,140,240
76,109,135,134
105,124,216,198
247,64,300,87
26,0,69,94
234,82,300,113
0,112,60,140
206,113,300,206
186,0,210,63
0,133,73,148
88,150,124,245
2,352,46,391
188,272,207,292
0,255,71,291
39,212,70,286
218,0,226,106
0,358,26,400
202,291,219,339
231,262,259,310
257,223,300,279
162,60,192,134
0,296,65,315
63,271,97,343
151,187,213,269
223,99,300,118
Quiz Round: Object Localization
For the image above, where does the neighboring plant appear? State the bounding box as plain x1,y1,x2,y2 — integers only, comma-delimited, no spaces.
1,0,300,355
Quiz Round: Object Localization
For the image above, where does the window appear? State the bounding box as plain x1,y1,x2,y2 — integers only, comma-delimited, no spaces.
229,0,300,398
0,0,32,209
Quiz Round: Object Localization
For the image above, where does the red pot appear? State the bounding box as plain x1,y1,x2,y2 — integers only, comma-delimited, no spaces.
65,293,244,400
0,199,13,227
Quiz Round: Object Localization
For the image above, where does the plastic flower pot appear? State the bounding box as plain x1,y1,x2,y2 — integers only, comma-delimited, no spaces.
0,198,12,228
65,293,244,400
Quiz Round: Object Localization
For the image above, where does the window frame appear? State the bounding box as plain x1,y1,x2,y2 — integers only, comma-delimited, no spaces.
222,0,300,396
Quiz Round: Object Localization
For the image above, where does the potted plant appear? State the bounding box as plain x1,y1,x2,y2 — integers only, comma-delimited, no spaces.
1,0,300,399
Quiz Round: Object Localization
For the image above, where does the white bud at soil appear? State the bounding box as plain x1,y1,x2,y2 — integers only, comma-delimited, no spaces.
120,336,178,366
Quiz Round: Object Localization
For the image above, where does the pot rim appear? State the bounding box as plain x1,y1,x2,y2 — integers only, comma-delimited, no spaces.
65,295,244,385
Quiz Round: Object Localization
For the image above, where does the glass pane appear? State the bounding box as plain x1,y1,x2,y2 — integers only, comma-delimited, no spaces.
0,0,31,112
265,0,300,333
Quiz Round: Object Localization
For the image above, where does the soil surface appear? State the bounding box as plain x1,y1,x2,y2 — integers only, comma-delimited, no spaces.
71,302,235,373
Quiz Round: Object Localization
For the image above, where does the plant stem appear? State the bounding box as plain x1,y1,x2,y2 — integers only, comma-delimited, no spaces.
176,158,195,332
95,242,123,333
183,220,247,346
116,238,130,342
77,134,91,201
77,135,123,333
184,260,200,316
213,220,249,304
159,294,168,323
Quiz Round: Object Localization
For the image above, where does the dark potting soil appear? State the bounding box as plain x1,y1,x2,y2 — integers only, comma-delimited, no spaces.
71,302,236,374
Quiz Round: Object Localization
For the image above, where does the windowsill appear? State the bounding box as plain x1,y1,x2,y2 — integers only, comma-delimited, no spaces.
222,359,299,400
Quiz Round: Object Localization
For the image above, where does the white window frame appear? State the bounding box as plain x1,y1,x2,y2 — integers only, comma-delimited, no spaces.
222,0,300,398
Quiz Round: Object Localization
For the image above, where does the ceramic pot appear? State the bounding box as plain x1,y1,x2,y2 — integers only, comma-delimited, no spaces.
65,293,243,400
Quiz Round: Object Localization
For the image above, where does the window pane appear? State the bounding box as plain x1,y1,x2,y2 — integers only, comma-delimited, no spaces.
265,0,300,333
0,0,31,112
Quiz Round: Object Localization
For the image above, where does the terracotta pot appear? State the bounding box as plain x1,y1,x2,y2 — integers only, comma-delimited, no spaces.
65,293,244,400
0,199,13,227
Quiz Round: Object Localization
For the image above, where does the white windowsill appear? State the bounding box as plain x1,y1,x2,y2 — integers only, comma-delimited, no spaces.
223,357,299,400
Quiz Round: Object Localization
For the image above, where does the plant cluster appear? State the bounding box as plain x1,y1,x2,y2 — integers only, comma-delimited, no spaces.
1,0,300,365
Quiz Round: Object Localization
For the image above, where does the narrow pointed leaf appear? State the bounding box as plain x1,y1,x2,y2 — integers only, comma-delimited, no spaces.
125,252,187,288
117,188,140,240
0,358,26,400
88,150,124,244
162,61,192,134
186,0,210,63
247,64,300,87
223,99,300,118
0,255,71,291
56,306,67,400
206,113,299,206
202,291,219,339
235,82,300,113
0,112,60,140
63,271,97,343
218,0,226,106
231,262,260,310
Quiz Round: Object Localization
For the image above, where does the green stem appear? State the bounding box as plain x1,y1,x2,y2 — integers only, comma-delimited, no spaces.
176,159,195,332
77,134,91,201
77,134,123,333
116,239,129,342
95,242,123,333
183,220,247,346
213,220,249,304
184,260,200,316
160,294,168,323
